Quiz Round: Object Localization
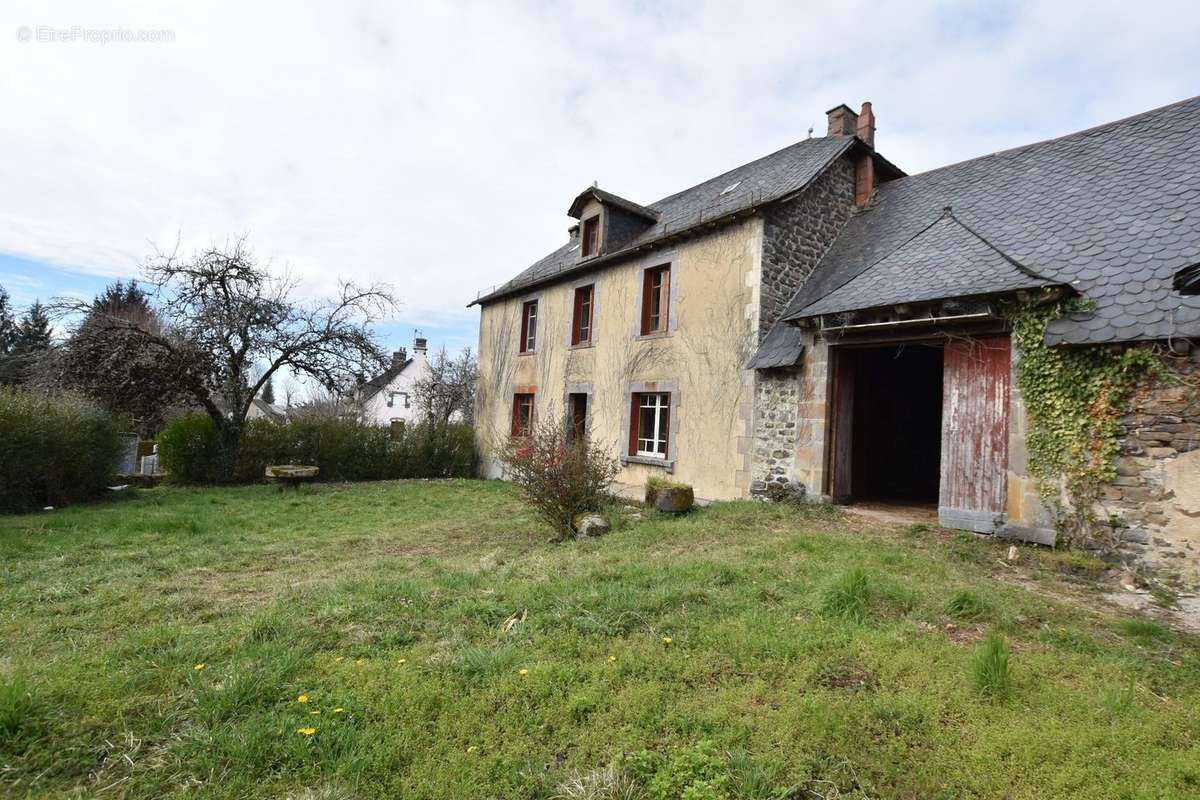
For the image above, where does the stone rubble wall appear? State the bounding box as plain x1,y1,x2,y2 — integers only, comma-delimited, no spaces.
749,155,855,495
757,158,855,338
1104,347,1200,587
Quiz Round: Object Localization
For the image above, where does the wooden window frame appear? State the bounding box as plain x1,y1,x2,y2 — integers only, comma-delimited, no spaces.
571,284,594,346
511,393,535,437
581,215,600,258
567,392,588,442
640,264,671,336
519,299,538,353
629,392,670,459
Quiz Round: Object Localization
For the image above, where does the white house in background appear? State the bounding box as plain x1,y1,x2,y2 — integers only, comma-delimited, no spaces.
357,336,429,426
246,398,287,423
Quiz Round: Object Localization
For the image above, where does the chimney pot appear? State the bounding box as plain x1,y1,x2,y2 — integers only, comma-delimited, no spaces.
826,104,858,137
414,337,427,353
856,101,876,148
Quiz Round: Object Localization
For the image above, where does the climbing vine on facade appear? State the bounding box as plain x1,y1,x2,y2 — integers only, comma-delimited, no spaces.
1008,293,1163,550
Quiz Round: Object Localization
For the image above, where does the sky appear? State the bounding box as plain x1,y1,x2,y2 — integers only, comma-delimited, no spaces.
2,0,1199,366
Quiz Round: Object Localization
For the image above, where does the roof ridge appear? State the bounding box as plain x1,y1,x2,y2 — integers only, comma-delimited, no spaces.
648,136,852,209
793,208,948,315
942,208,1054,283
894,94,1200,184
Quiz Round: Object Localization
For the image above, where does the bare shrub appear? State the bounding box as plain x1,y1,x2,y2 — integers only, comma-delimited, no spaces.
499,415,619,541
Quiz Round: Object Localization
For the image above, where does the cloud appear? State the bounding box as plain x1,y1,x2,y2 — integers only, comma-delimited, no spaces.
0,0,1197,339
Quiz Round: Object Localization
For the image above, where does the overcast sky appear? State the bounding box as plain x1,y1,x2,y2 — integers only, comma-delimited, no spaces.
2,0,1199,357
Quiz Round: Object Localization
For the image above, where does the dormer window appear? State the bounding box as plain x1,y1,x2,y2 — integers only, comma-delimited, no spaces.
581,216,600,258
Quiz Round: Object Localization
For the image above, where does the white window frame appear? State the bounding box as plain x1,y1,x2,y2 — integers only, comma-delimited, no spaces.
521,299,538,353
636,392,670,458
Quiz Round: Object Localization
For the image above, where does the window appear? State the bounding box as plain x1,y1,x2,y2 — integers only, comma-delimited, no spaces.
519,300,538,353
581,216,599,258
511,393,535,437
386,392,409,409
571,284,594,345
629,392,670,458
640,264,671,335
568,392,588,442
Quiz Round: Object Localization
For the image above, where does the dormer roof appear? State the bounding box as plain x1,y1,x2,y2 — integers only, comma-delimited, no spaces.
567,186,660,222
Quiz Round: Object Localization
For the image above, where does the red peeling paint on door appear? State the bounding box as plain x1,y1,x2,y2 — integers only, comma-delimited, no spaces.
939,336,1010,518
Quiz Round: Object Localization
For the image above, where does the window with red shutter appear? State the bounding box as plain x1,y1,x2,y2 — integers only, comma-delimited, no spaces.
511,393,535,437
519,300,538,353
571,284,594,345
629,392,670,458
640,265,670,335
581,216,599,257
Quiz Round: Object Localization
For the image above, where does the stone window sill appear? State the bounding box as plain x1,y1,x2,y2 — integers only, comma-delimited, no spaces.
635,331,672,342
621,454,675,473
569,341,595,351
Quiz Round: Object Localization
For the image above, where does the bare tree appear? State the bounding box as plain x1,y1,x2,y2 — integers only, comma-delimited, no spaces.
412,346,478,425
54,238,395,480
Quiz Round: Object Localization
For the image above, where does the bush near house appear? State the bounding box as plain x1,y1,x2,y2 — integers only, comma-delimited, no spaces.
499,415,619,540
0,386,123,512
158,415,475,484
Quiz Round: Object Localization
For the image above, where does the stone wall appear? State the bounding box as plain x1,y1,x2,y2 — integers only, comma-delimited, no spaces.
750,366,802,494
748,155,854,497
757,158,855,338
1103,347,1200,587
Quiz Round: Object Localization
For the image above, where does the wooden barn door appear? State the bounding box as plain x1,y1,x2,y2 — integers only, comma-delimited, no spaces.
938,336,1011,532
828,348,856,504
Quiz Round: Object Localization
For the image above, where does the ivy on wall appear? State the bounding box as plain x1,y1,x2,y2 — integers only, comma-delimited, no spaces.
1008,292,1162,549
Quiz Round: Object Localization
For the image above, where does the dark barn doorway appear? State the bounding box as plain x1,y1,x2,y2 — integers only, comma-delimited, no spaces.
829,343,944,505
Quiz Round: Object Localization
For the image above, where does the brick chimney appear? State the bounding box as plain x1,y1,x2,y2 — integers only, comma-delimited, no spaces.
391,348,407,369
826,104,858,137
413,336,428,357
855,101,875,149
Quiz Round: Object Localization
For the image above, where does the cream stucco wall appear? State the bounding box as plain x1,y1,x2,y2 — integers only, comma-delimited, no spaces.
476,217,764,501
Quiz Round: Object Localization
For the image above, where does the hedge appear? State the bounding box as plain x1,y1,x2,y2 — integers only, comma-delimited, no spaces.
158,415,476,484
0,387,123,513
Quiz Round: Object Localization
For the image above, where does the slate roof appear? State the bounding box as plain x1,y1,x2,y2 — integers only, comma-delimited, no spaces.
568,186,659,221
798,211,1056,317
472,135,856,305
748,321,806,369
781,95,1200,346
359,358,412,401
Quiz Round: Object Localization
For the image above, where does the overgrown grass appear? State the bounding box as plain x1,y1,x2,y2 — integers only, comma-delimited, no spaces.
1,480,1198,799
973,631,1013,698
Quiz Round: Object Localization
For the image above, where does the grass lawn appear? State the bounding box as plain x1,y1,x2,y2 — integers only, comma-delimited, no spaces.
1,480,1197,799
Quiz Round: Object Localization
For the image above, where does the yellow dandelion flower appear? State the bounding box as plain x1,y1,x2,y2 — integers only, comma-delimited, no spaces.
193,663,206,671
467,745,477,753
335,656,345,662
519,668,529,676
662,636,673,644
607,655,617,662
296,727,316,736
297,694,309,704
332,708,345,714
310,710,321,715
355,659,365,665
397,658,407,665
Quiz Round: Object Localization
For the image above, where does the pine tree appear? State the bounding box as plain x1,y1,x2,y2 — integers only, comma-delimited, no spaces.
261,374,275,404
15,301,52,352
0,285,16,355
2,300,52,384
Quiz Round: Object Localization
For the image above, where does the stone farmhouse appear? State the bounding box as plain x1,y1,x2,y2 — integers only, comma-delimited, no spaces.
471,97,1200,586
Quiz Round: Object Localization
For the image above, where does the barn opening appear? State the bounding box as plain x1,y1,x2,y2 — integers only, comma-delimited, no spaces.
830,342,944,506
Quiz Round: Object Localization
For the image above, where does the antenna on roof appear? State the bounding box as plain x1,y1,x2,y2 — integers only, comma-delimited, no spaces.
807,126,813,139
592,180,598,188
